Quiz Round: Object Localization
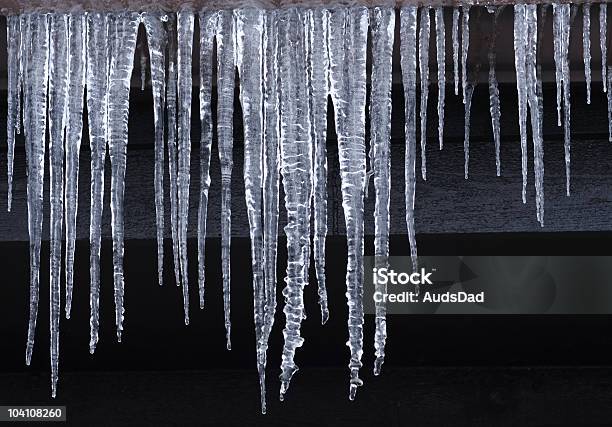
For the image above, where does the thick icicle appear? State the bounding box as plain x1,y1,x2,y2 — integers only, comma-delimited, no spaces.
261,8,280,411
329,6,368,401
369,6,394,377
86,12,109,353
24,13,50,367
461,6,470,103
487,7,502,176
108,13,140,341
401,6,419,270
583,3,592,104
553,4,571,196
176,11,194,326
235,7,267,413
277,7,312,401
514,5,529,204
452,7,460,96
526,5,545,226
216,10,236,348
464,82,474,179
64,14,87,319
143,13,168,288
307,8,330,325
418,7,430,180
166,15,181,287
601,4,607,93
435,7,445,150
6,16,20,212
197,11,216,308
48,13,69,398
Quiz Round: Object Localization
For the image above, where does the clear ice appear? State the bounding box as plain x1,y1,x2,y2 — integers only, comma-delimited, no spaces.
435,7,446,151
418,7,430,180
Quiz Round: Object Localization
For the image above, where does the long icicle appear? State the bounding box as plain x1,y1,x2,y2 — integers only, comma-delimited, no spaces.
461,5,470,103
401,6,419,270
235,7,267,413
584,3,592,104
64,13,87,319
261,8,280,412
216,10,236,349
370,5,394,377
143,13,168,288
418,7,430,180
197,11,217,309
24,13,50,367
608,66,612,141
176,10,194,326
86,12,109,354
6,15,20,212
307,7,330,325
601,3,607,93
452,7,460,96
329,6,368,401
278,7,312,401
488,7,502,177
514,4,529,204
435,7,445,150
48,13,69,398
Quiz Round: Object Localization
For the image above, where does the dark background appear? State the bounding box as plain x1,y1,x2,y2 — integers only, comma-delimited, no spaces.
2,8,612,426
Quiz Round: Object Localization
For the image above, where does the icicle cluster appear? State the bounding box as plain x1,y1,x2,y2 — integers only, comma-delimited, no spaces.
7,3,612,413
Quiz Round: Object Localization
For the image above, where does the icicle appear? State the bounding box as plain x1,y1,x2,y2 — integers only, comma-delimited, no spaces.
235,7,267,413
583,3,592,104
307,8,330,325
526,5,545,226
197,11,216,309
166,15,181,288
418,7,430,180
48,13,69,398
216,10,236,349
6,15,20,212
553,5,563,126
261,8,280,413
464,82,474,180
488,7,502,176
24,13,50,367
369,6,394,377
514,5,529,204
277,7,312,401
143,13,168,288
452,7,460,96
329,6,368,402
64,14,87,319
608,66,612,141
139,39,147,90
461,5,470,104
401,6,419,270
86,12,109,354
601,3,607,92
107,13,140,341
176,11,194,326
435,7,445,150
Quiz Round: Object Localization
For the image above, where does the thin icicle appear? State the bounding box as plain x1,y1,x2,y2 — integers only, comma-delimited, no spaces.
514,4,529,204
139,39,147,90
261,8,280,413
418,7,430,180
86,12,109,354
584,3,592,104
235,7,266,413
197,11,216,309
607,66,612,141
48,13,69,398
369,6,394,377
307,8,330,325
461,6,470,103
553,4,563,126
216,10,236,349
464,82,474,179
176,11,194,326
601,3,607,92
64,14,87,319
6,15,20,212
24,13,50,367
488,7,502,176
452,7,460,96
108,13,140,341
277,7,312,401
166,15,180,287
435,7,445,150
143,13,168,288
401,6,419,270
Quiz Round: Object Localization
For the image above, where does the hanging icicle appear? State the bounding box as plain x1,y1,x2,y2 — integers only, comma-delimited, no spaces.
584,3,592,105
452,7,460,96
418,7,430,180
488,7,502,177
6,15,20,212
514,4,529,204
435,7,445,151
601,3,607,93
461,5,470,104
